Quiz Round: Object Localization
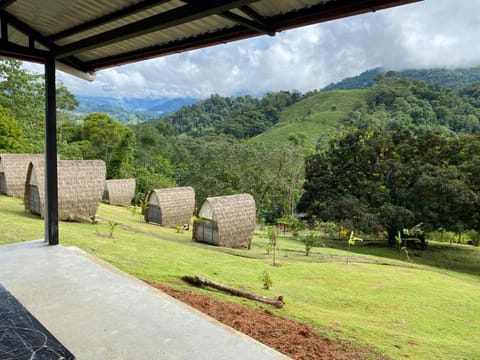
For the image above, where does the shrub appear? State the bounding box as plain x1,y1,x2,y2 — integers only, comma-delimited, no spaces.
300,231,322,256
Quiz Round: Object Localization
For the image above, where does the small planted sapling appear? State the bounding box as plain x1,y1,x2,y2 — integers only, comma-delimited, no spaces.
108,221,118,238
129,205,137,215
139,200,150,221
267,226,279,266
262,270,273,290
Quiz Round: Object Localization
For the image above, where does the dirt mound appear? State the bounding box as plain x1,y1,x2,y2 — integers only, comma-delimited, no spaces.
145,281,387,360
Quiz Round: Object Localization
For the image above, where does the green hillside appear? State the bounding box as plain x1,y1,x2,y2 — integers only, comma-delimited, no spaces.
254,89,368,147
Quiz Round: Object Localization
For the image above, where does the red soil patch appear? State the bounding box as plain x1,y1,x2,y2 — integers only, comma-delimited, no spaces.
145,281,387,360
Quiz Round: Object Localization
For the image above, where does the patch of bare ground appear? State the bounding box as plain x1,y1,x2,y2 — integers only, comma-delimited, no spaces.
145,281,388,360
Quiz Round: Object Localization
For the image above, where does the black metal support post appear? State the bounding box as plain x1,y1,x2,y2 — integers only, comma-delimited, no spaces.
44,57,58,245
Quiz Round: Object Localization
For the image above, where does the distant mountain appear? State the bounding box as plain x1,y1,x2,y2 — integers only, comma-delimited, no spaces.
72,95,199,124
322,67,480,91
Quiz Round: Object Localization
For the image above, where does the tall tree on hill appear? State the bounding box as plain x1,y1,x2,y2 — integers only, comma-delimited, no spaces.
0,58,78,152
81,113,135,178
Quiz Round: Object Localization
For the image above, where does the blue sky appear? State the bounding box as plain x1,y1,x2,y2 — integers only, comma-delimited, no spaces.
26,0,480,99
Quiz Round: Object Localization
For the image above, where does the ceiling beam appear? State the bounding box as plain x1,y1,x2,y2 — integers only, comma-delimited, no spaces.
0,41,49,62
46,0,172,42
270,0,423,31
179,0,274,36
0,11,91,71
0,0,15,12
218,11,275,36
238,5,273,30
0,10,51,49
54,0,259,59
85,25,257,70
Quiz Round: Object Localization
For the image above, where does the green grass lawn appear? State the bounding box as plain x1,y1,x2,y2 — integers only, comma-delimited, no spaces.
1,195,479,360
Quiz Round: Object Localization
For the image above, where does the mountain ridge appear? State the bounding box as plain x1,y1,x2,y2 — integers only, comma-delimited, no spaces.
72,95,199,124
322,66,480,91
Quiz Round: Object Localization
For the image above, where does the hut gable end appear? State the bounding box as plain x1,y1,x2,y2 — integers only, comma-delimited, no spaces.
194,194,256,249
144,187,195,228
0,154,44,197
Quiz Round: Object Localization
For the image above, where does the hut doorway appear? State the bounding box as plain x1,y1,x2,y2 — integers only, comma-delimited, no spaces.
102,189,109,203
195,220,219,245
0,173,6,194
29,185,41,215
0,160,5,194
146,204,162,224
26,168,42,216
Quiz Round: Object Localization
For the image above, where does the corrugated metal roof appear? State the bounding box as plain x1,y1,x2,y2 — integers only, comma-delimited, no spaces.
0,0,421,77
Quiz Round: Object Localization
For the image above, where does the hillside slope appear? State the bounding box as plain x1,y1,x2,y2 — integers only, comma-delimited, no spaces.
254,89,368,147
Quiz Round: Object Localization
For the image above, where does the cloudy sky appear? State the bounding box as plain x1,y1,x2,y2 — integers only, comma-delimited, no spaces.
27,0,480,99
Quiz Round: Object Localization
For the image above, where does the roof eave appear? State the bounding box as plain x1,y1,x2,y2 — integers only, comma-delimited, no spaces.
84,0,422,72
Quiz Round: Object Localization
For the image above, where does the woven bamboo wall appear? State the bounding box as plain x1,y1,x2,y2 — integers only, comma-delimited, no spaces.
104,178,136,206
25,160,106,221
145,187,195,227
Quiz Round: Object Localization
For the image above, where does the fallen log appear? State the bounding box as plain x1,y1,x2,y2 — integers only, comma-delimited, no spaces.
181,275,285,308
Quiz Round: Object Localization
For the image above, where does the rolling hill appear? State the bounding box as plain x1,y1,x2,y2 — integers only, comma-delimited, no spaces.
253,89,368,147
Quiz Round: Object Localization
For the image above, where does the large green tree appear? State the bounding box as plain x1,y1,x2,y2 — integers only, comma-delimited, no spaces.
81,113,135,178
0,105,31,153
298,126,480,240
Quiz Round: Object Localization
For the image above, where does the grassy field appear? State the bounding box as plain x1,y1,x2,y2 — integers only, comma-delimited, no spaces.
254,89,368,148
1,195,479,360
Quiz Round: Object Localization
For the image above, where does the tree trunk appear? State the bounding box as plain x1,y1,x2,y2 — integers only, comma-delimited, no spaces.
387,228,397,246
181,275,284,308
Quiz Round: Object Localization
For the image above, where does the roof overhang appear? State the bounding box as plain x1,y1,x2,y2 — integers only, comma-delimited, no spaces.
0,0,422,80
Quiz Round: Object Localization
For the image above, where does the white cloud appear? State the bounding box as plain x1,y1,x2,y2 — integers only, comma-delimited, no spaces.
23,0,480,99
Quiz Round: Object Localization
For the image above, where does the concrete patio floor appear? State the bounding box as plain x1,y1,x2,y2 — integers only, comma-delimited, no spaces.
0,240,289,359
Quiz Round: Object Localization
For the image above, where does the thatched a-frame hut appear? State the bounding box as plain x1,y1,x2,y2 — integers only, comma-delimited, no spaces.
193,194,256,249
24,160,106,221
103,179,136,206
0,154,45,197
144,187,195,228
